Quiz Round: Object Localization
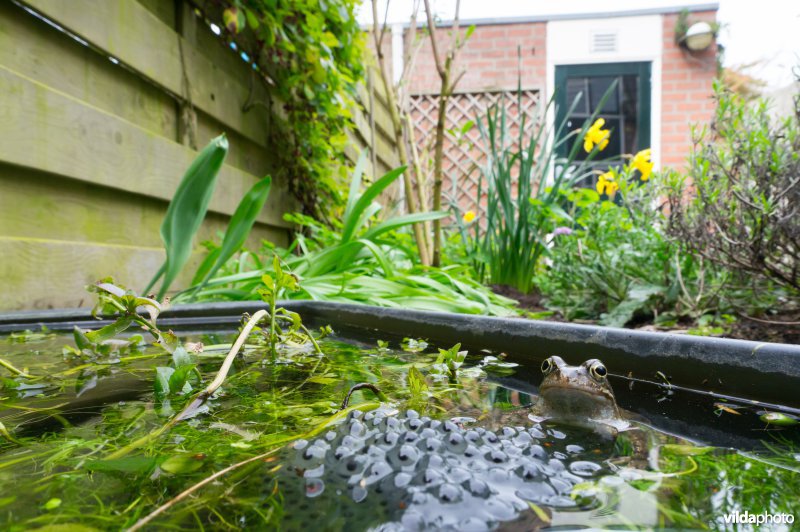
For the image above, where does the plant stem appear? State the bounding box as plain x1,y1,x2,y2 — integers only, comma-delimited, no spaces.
106,310,268,460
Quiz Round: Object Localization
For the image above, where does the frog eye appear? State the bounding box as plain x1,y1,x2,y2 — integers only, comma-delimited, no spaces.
589,361,608,380
541,358,555,375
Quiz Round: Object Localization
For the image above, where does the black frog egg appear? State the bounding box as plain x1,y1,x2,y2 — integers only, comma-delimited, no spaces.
445,432,467,453
419,427,437,439
407,417,423,431
512,431,533,447
487,449,508,464
363,460,392,486
464,429,480,444
447,466,471,484
569,460,603,477
566,444,584,454
465,477,491,498
347,409,364,421
501,426,517,438
405,409,420,419
526,444,548,461
396,443,420,466
464,443,480,458
438,482,463,503
442,420,459,433
348,420,366,437
423,437,442,452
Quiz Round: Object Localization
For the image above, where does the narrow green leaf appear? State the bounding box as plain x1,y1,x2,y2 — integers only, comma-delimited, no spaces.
153,135,229,299
84,456,158,473
340,166,406,243
195,176,272,290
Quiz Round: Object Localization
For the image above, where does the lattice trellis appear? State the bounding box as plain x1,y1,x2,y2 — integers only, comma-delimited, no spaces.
409,89,541,218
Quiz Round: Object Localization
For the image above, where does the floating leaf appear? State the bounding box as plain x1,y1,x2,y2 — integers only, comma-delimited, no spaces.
761,412,798,426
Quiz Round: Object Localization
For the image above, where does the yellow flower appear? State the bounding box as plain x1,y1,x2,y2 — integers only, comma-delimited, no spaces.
584,118,610,153
631,148,654,181
596,170,619,196
462,210,476,223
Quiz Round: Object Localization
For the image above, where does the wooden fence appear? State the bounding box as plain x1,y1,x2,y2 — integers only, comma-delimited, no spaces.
0,0,398,311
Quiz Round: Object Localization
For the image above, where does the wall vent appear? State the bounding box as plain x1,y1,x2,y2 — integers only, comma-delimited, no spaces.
591,31,618,53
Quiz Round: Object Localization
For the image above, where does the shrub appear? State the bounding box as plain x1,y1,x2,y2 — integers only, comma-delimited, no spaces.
665,83,800,294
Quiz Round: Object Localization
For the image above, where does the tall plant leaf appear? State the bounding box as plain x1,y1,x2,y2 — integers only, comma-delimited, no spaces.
145,135,229,299
340,166,406,243
194,176,272,289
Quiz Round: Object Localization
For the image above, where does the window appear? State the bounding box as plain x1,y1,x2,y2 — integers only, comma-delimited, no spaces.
555,62,651,172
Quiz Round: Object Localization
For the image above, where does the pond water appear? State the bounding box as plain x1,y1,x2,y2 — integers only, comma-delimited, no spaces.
0,328,798,530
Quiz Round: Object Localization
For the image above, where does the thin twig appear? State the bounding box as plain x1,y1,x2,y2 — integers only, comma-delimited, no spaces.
737,313,800,326
107,310,268,460
127,448,280,531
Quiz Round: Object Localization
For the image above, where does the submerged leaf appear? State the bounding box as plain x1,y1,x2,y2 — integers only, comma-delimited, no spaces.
160,453,206,475
84,456,158,473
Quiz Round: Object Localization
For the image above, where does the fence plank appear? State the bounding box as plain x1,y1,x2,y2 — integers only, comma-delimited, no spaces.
0,168,282,249
0,64,292,229
0,238,192,310
21,0,272,148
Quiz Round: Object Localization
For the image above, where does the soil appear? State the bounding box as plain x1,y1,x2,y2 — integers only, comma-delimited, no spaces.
491,285,800,345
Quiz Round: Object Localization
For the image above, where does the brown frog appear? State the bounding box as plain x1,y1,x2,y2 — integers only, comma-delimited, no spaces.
527,355,655,468
530,356,623,426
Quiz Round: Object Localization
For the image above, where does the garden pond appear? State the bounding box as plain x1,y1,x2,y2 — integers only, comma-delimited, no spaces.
1,319,799,530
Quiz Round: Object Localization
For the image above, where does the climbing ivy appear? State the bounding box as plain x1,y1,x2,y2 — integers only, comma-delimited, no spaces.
205,0,366,217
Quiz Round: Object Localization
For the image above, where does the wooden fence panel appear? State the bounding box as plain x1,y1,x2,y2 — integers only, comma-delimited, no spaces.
0,0,400,311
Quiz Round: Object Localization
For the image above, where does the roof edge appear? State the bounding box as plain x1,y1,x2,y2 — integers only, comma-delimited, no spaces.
383,3,719,29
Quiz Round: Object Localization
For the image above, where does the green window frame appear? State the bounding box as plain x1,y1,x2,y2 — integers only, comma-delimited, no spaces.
554,62,652,161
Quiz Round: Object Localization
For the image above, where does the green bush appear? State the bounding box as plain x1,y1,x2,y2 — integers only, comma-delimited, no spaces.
535,161,734,328
666,82,800,296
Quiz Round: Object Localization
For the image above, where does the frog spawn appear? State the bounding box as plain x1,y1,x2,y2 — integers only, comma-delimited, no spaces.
277,407,612,530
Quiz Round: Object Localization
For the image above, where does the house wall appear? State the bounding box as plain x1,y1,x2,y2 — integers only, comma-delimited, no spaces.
660,10,718,169
406,22,547,94
390,8,717,172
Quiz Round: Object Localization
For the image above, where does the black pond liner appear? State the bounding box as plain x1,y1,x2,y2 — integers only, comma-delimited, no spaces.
2,300,800,409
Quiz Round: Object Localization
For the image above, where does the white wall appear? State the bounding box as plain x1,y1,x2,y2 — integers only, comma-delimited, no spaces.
546,15,663,168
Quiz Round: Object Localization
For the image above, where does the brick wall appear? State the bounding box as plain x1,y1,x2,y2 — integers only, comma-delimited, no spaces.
406,22,547,94
660,11,718,169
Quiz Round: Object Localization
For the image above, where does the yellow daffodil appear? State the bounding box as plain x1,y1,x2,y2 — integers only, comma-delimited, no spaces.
596,170,619,196
584,118,610,153
462,210,476,223
631,148,654,181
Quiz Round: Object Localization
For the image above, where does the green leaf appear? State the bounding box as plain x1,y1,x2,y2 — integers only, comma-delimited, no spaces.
84,317,134,344
147,134,229,299
160,454,206,475
407,366,428,396
340,166,406,243
172,345,192,368
84,456,158,473
154,366,174,399
195,176,272,290
168,364,196,395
